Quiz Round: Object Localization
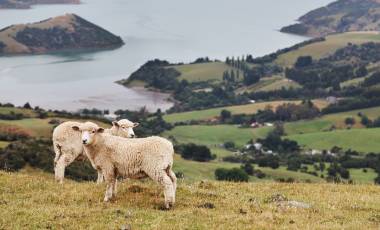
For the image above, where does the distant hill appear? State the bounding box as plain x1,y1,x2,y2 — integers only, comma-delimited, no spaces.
281,0,380,37
0,0,79,9
0,14,124,55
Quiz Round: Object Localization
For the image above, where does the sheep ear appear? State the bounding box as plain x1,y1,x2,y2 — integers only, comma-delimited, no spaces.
97,128,105,133
133,122,140,127
112,121,120,128
72,126,80,131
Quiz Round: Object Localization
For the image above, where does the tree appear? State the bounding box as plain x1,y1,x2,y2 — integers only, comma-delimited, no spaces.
361,115,372,127
339,167,350,179
295,56,313,68
23,102,32,109
375,174,380,185
241,163,254,176
257,155,280,169
345,117,356,126
220,109,232,122
215,168,249,182
243,69,260,86
287,158,301,171
177,143,214,162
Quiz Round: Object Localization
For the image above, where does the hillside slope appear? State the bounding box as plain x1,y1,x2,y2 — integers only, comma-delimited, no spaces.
0,14,123,55
281,0,380,37
0,170,379,229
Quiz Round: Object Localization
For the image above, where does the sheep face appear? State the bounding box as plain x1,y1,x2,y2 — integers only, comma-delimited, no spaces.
111,119,139,138
72,122,104,146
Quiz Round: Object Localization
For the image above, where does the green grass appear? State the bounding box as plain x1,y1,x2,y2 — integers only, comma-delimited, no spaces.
172,62,242,83
0,141,9,149
350,168,378,184
275,32,380,66
287,128,380,153
163,100,328,123
0,107,37,117
1,170,380,229
164,125,271,147
284,119,333,136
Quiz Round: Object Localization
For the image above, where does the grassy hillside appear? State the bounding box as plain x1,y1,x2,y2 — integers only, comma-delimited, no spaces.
287,128,380,153
163,125,271,147
163,99,328,123
275,32,380,66
282,105,380,136
236,76,301,94
0,170,379,229
172,62,242,83
280,0,380,37
0,117,110,138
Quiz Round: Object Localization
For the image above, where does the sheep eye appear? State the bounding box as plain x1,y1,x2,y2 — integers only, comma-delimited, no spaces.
92,130,95,133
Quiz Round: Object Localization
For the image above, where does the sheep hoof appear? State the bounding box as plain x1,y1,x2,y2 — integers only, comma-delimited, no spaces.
164,202,174,210
104,197,110,202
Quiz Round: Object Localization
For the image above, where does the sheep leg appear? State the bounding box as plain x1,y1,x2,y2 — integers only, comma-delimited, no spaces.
53,143,62,168
54,154,75,184
112,180,118,197
147,170,175,209
167,168,177,201
97,171,104,184
103,169,116,202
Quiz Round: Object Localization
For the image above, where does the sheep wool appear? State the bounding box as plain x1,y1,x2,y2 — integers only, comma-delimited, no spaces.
74,122,177,209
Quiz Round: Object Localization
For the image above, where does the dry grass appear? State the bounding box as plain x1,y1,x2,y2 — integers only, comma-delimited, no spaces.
0,170,379,229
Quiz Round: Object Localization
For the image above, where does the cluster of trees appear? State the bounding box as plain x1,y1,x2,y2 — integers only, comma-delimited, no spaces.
126,62,181,91
175,143,215,162
254,100,320,123
0,112,25,120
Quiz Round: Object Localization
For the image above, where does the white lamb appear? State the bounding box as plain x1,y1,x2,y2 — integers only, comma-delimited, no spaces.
72,122,177,209
52,119,139,183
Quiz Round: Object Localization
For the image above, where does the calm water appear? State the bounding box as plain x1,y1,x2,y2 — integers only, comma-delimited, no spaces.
0,0,332,112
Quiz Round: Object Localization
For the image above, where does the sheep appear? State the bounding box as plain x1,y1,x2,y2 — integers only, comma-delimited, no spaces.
72,122,177,209
52,119,139,184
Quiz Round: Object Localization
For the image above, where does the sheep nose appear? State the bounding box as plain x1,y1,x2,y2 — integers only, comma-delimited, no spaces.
82,140,87,144
130,134,135,138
